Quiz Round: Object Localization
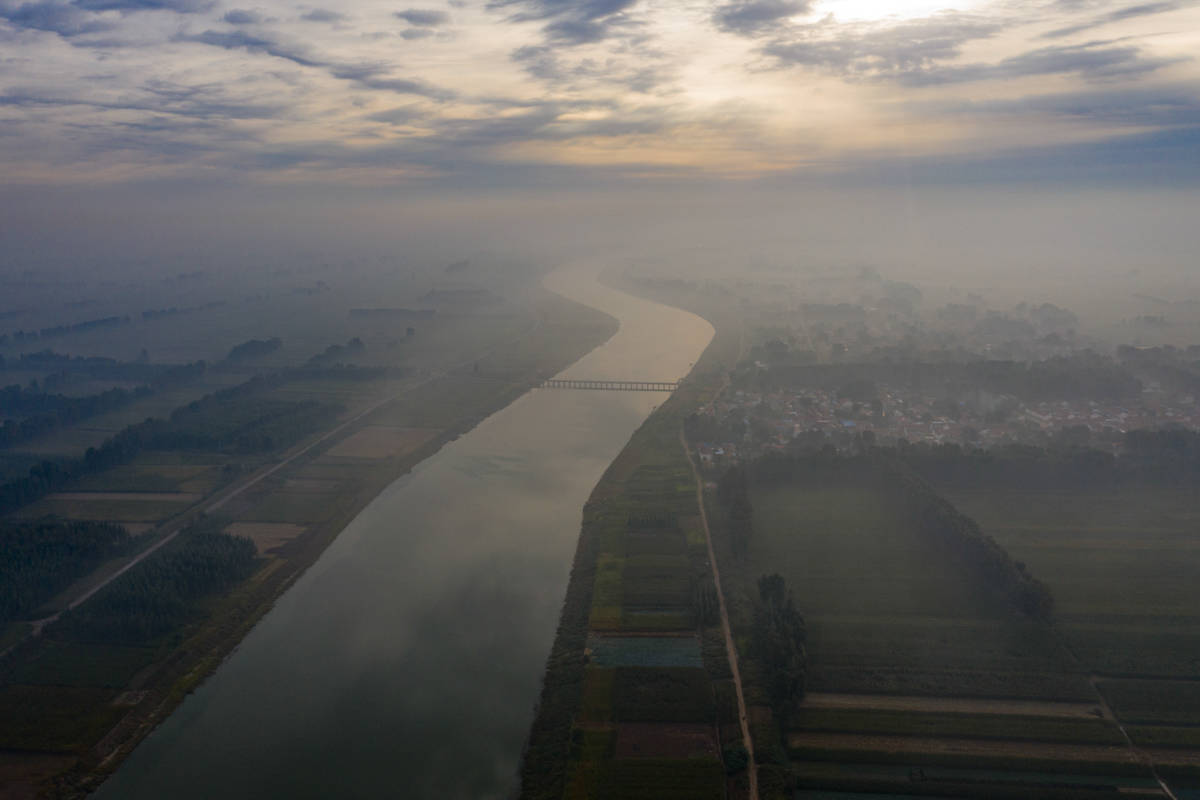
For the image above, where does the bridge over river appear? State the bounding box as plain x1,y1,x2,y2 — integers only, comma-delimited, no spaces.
540,378,678,392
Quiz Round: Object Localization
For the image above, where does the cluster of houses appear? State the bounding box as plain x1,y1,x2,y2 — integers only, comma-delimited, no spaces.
693,385,1200,465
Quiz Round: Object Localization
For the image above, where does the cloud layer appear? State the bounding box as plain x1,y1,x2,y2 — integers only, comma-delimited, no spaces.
0,0,1196,186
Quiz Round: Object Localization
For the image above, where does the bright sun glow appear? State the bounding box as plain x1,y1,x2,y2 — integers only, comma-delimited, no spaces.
818,0,987,22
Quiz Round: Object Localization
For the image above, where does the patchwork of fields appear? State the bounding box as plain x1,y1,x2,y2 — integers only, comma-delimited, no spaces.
945,487,1200,763
560,453,729,800
1,287,621,797
729,470,1199,798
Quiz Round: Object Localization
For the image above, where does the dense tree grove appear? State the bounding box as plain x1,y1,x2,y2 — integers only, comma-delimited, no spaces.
226,337,283,361
0,374,340,515
306,337,365,366
716,466,754,557
693,579,719,627
0,350,207,385
0,359,207,448
2,315,130,345
888,430,1200,490
0,520,131,625
1,385,152,446
753,573,808,727
54,521,259,644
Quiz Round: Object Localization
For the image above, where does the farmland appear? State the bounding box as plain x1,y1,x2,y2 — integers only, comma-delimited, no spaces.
695,452,1197,798
942,486,1200,760
1,277,621,798
568,270,1200,800
746,482,1082,699
518,290,741,800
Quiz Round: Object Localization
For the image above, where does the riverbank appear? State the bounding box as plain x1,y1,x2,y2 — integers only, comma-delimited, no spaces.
4,285,619,800
80,264,713,799
517,269,743,800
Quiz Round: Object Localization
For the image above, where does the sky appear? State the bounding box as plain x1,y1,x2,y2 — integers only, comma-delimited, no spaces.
1,0,1198,189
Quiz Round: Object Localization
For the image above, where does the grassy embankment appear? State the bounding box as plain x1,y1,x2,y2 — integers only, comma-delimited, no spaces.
0,288,616,799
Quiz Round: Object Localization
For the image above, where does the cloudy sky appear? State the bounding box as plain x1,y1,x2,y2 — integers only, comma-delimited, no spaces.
1,0,1197,190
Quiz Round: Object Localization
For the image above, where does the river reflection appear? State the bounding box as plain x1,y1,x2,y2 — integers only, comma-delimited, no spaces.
94,266,713,800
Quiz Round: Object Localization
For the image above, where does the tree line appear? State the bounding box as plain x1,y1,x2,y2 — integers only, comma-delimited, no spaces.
0,373,340,515
226,337,282,361
753,574,808,727
52,517,259,645
0,520,131,626
749,451,1054,619
0,360,207,448
0,314,130,345
716,465,754,557
885,429,1200,490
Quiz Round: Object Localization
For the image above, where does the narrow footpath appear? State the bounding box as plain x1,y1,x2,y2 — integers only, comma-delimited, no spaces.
682,428,758,800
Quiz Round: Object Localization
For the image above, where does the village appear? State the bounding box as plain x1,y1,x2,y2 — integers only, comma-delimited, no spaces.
694,382,1200,465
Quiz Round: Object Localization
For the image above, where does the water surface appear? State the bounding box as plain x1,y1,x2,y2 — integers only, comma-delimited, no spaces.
95,265,713,799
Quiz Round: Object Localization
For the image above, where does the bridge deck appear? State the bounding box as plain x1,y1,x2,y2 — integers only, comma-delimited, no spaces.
541,378,678,392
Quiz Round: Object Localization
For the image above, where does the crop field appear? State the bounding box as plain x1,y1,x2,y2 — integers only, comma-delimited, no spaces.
613,723,719,759
543,382,729,800
586,635,704,669
224,522,307,555
5,375,245,458
9,494,194,523
70,461,222,493
940,485,1200,786
747,483,1081,698
595,757,725,800
791,707,1123,745
943,487,1200,677
324,426,438,459
792,760,1165,798
235,491,343,525
728,471,1195,798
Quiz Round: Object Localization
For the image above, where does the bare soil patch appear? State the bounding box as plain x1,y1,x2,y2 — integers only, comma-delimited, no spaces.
225,522,307,555
803,692,1104,720
614,723,719,759
324,426,439,459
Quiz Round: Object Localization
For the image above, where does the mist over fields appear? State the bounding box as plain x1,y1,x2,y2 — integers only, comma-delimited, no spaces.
3,0,1200,796
4,182,1197,350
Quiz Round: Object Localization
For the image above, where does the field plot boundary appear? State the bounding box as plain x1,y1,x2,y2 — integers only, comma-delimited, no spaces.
803,692,1106,720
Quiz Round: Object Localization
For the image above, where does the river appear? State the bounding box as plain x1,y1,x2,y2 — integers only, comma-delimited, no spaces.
93,265,714,799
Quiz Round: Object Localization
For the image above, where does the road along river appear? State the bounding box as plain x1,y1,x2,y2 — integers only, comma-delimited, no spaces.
93,265,713,800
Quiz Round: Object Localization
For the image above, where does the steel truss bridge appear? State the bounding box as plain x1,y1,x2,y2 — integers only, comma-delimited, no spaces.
540,378,679,392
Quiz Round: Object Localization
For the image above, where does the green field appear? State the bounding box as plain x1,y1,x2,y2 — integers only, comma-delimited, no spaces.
943,487,1200,683
747,483,1081,698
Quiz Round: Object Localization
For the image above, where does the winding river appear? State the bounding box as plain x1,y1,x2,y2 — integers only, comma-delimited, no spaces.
94,265,714,799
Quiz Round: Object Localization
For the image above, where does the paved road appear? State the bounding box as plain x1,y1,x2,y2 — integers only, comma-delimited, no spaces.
683,428,758,800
